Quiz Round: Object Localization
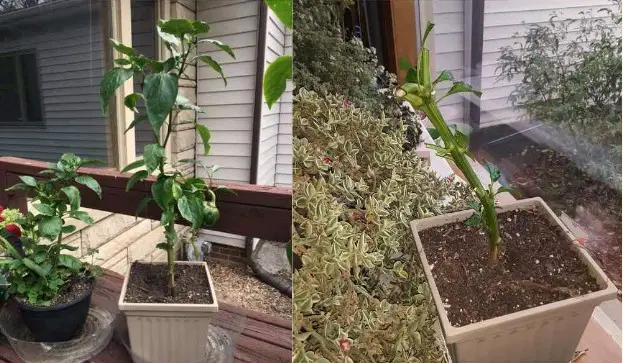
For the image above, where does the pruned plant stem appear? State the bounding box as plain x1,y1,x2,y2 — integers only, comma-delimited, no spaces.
423,102,502,264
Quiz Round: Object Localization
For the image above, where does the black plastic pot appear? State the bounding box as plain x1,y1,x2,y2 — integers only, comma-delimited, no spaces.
16,281,94,342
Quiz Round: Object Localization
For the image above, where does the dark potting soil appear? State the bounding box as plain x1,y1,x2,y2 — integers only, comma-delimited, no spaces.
473,128,622,298
419,209,602,327
17,277,93,307
124,262,213,304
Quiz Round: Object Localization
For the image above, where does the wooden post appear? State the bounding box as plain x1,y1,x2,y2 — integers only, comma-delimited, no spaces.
389,0,419,82
106,0,136,170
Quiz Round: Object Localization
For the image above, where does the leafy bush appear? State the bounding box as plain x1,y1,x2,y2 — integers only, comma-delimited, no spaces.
0,153,102,306
293,0,423,149
292,90,471,362
497,3,622,186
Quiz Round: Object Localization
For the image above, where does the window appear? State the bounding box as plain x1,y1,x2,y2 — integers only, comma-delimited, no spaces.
0,51,42,124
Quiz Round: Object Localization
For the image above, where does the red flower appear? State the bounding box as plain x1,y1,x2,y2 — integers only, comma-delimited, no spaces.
577,237,585,246
344,98,352,107
323,157,332,165
4,224,21,238
0,205,4,215
337,338,351,353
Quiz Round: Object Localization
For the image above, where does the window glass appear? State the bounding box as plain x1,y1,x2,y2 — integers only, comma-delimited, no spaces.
0,54,20,121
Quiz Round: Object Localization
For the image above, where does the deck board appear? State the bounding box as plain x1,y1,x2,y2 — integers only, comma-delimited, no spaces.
0,270,291,363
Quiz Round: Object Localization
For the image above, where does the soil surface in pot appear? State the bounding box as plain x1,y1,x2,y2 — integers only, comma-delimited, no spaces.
419,209,601,327
124,262,213,304
17,276,92,307
471,123,621,299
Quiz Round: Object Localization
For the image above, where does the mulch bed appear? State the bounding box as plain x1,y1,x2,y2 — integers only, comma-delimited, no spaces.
420,209,601,327
477,140,621,299
123,262,213,304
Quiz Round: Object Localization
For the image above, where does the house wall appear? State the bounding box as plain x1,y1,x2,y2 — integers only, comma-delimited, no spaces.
0,2,109,163
478,0,619,127
258,10,292,187
430,0,619,128
132,0,156,155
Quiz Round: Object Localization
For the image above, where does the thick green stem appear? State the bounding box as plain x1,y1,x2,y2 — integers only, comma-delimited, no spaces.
423,102,501,263
165,221,176,296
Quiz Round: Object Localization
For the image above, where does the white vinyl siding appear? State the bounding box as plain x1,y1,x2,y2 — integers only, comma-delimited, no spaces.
196,0,259,183
479,0,619,127
0,2,108,163
432,0,466,125
132,0,156,155
276,27,292,187
431,0,619,127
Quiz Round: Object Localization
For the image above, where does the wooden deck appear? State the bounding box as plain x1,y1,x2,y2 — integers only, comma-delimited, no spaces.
0,271,291,363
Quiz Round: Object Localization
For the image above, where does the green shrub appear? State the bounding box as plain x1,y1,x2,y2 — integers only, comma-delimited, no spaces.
293,0,423,149
292,90,471,362
497,3,622,187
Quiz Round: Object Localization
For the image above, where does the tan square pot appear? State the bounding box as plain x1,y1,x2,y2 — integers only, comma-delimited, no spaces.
118,261,219,363
411,197,617,363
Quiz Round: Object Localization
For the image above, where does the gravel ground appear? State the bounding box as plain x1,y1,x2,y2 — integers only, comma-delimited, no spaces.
208,261,292,320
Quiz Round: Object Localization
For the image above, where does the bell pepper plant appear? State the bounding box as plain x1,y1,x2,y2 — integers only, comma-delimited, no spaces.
100,18,234,296
395,22,511,265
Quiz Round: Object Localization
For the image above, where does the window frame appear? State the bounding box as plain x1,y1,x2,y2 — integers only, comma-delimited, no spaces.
0,49,44,128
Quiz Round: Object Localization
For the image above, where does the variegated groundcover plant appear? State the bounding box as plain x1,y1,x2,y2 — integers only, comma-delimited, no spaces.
292,90,472,362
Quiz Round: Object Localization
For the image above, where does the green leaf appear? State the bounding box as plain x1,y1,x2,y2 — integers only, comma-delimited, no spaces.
192,20,210,34
425,143,451,159
23,258,49,277
135,196,152,218
5,183,28,192
75,175,102,198
143,144,165,174
172,182,182,200
264,55,292,109
19,176,37,187
115,58,132,66
121,158,145,173
454,130,469,149
157,24,181,47
78,158,105,167
152,178,168,209
177,195,203,229
38,216,62,241
143,72,178,135
406,68,418,83
422,21,435,45
0,235,22,259
496,185,514,195
32,203,55,216
70,211,94,225
199,39,235,59
484,162,501,183
427,127,440,140
175,94,206,114
111,39,137,57
126,114,150,134
59,254,82,271
159,19,195,37
160,209,175,226
196,124,212,156
198,55,226,85
126,170,149,192
265,0,292,28
434,70,454,84
444,81,482,99
60,244,79,252
61,186,81,210
156,242,170,250
100,67,134,114
398,57,412,71
465,213,482,227
61,225,77,234
124,93,144,113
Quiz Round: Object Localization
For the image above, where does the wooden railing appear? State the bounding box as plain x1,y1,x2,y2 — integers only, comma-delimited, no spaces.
0,157,291,243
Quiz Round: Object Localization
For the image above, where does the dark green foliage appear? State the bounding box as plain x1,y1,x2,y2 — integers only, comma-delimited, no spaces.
1,154,102,306
293,0,423,148
497,2,622,186
101,18,233,296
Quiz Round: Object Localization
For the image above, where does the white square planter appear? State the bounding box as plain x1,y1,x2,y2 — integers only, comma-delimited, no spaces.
119,261,219,363
411,197,617,363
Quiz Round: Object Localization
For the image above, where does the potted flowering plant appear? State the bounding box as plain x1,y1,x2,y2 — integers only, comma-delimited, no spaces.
100,18,234,362
395,23,617,362
0,153,102,342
